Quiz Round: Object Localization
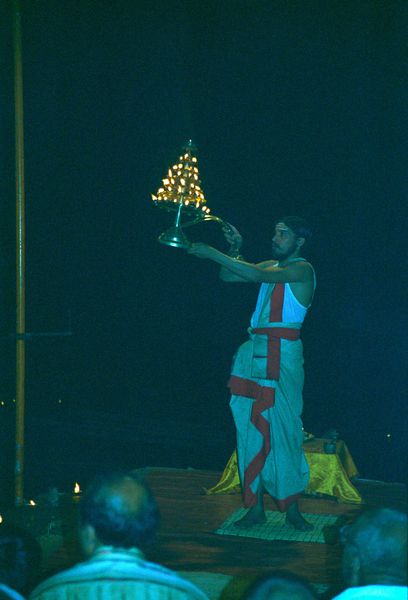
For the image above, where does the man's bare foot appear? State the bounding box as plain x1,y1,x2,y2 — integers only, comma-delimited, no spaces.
285,501,314,531
234,506,267,528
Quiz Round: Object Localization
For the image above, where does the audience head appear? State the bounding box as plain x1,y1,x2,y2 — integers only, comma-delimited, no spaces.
340,508,407,587
0,523,41,595
79,471,160,556
243,571,317,600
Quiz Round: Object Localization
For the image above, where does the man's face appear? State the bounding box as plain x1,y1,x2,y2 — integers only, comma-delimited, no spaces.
272,223,300,260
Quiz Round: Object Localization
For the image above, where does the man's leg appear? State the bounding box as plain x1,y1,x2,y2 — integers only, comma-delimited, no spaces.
286,499,313,531
234,488,314,530
234,480,266,528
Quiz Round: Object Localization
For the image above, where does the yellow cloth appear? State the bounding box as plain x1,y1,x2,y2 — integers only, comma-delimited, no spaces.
206,439,362,504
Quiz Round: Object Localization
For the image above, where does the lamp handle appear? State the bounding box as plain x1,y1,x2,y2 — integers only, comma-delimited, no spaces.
181,212,232,231
181,213,242,258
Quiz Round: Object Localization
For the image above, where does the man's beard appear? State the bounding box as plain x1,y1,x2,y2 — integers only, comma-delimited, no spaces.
271,240,298,261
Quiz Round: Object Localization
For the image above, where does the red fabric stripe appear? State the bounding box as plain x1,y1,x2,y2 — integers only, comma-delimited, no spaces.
267,283,284,379
268,337,280,379
274,492,302,512
228,375,276,404
228,376,276,507
243,391,275,507
269,282,284,322
252,327,300,381
253,327,301,341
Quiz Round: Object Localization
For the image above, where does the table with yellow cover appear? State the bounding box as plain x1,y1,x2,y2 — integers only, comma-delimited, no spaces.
207,439,362,504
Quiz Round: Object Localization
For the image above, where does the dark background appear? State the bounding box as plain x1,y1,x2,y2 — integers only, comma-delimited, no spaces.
1,1,407,504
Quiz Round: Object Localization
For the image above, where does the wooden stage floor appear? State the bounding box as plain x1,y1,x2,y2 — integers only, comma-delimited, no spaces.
2,467,407,599
142,468,407,597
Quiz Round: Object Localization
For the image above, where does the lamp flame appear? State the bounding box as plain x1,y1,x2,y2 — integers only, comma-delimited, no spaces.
74,482,81,494
151,140,208,211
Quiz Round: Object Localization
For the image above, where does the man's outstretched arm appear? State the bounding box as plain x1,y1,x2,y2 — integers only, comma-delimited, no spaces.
187,243,312,284
219,259,278,282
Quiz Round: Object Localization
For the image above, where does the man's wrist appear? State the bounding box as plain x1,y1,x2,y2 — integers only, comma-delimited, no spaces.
228,245,243,260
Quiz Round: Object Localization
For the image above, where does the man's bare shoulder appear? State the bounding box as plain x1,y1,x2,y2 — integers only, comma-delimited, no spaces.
257,258,314,271
295,259,314,273
288,260,315,283
257,259,314,285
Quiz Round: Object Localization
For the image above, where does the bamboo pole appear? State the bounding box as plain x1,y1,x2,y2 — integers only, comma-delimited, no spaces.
13,0,26,507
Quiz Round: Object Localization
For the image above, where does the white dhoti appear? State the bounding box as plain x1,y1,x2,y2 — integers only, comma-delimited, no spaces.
228,281,311,511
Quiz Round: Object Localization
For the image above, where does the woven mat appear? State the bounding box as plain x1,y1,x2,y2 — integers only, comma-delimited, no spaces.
215,509,342,543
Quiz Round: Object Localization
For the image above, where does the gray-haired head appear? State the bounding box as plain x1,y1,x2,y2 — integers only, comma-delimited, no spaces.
79,472,160,552
341,508,407,587
243,571,317,600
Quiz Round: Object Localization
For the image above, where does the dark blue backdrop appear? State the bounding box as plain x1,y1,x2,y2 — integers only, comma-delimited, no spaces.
0,1,406,498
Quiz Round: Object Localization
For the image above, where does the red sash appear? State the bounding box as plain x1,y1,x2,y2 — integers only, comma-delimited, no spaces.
252,326,300,381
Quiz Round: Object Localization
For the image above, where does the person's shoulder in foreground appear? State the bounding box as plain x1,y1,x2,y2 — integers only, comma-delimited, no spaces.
29,471,208,599
0,583,26,600
0,522,42,600
29,545,207,599
332,584,408,599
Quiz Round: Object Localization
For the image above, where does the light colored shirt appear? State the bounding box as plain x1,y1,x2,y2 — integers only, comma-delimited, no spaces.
29,546,208,600
0,583,25,600
332,584,408,599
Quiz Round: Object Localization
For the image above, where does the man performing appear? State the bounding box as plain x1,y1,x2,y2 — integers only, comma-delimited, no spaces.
188,216,315,530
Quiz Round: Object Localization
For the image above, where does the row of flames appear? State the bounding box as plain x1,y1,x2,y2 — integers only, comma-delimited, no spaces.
152,146,211,213
0,483,81,524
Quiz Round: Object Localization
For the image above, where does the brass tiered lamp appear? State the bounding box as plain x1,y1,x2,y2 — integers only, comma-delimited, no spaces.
152,140,232,249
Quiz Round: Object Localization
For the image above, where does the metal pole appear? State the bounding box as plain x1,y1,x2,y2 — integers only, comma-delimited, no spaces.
13,0,26,507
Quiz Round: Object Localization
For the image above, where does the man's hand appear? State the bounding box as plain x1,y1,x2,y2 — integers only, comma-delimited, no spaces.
187,243,215,259
222,222,243,250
